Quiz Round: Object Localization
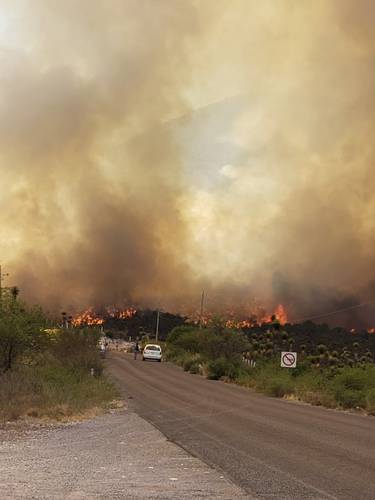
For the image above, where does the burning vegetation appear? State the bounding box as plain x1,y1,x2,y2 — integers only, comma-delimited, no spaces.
71,303,287,329
72,307,137,327
70,302,375,335
188,303,288,329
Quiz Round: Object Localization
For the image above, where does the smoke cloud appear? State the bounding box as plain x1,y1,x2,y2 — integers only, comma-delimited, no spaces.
0,1,374,326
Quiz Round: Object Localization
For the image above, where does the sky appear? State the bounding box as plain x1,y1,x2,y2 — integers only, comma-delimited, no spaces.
0,1,374,325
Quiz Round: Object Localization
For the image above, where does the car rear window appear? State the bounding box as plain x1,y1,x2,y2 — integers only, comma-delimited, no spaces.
146,345,161,351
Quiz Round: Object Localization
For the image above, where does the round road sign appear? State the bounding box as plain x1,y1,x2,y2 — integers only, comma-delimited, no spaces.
281,351,297,368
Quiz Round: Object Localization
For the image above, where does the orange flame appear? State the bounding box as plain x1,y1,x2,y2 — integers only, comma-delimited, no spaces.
273,304,288,325
106,306,137,319
260,304,288,326
188,304,288,329
72,306,137,326
72,308,104,326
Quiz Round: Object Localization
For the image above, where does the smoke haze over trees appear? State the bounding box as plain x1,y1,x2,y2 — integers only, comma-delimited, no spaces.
0,1,374,326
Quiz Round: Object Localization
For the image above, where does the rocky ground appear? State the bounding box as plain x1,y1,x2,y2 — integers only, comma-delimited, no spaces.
0,409,249,499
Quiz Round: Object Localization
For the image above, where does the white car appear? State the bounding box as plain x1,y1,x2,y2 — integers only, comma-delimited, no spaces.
142,344,162,362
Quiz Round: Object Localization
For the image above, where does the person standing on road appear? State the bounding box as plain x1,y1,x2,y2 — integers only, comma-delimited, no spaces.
134,340,140,360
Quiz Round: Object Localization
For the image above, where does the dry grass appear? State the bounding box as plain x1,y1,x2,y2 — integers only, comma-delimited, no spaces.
0,364,119,422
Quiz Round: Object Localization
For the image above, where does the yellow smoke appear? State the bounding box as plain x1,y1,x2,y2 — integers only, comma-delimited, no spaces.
0,1,374,324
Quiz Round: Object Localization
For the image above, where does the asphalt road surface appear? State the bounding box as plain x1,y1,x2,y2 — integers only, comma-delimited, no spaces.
107,352,375,500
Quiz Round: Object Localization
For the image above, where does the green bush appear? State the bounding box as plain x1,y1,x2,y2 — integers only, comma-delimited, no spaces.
329,365,375,409
334,388,364,409
165,349,193,368
168,323,375,413
167,325,197,344
182,354,202,372
250,363,294,397
183,357,193,371
51,327,102,373
167,325,250,363
365,388,375,415
264,377,294,398
207,358,241,380
290,360,309,378
181,353,201,372
189,362,200,374
334,369,367,391
0,299,118,422
0,297,48,372
164,345,184,362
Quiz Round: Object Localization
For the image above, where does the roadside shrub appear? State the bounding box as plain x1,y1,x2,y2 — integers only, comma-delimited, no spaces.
336,369,367,390
182,354,202,372
365,388,375,415
329,365,375,409
0,299,117,422
0,297,48,372
189,362,200,374
164,345,184,363
167,325,197,343
265,377,294,398
207,358,241,380
246,361,294,397
183,357,194,371
51,327,102,374
168,325,250,362
290,361,309,378
168,322,375,413
236,371,257,389
335,388,365,409
299,390,336,408
167,326,201,353
166,350,192,367
0,363,118,421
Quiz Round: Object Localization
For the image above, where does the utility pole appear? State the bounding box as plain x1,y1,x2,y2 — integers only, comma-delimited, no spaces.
155,309,160,342
199,290,205,329
0,265,9,309
61,312,68,329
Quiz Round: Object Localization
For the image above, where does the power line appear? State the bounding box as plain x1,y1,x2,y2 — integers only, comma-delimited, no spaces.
291,299,375,324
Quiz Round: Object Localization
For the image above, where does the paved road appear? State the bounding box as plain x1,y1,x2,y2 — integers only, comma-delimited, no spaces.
107,352,375,500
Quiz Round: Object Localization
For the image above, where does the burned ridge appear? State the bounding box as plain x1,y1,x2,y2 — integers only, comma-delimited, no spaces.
97,309,375,357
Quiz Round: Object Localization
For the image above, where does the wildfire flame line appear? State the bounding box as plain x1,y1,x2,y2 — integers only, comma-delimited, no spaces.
71,306,137,326
70,304,374,331
189,304,288,329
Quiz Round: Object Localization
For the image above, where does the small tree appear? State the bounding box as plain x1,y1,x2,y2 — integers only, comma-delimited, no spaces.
10,286,20,301
0,297,48,372
51,327,102,372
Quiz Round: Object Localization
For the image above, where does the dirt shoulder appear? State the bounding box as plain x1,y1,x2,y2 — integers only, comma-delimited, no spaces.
0,408,249,499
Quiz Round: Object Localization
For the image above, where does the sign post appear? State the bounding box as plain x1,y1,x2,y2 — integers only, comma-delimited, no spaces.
281,351,297,368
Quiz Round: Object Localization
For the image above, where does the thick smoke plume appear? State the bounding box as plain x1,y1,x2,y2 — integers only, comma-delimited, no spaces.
0,1,374,326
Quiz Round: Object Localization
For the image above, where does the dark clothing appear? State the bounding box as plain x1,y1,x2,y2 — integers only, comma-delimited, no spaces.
134,342,140,360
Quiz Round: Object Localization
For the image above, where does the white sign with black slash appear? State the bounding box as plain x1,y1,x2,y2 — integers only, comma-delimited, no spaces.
281,351,297,368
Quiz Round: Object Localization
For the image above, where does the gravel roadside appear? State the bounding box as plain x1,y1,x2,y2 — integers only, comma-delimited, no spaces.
0,409,250,499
